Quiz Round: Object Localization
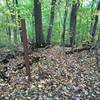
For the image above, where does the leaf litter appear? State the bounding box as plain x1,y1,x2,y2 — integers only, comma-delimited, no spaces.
0,46,100,100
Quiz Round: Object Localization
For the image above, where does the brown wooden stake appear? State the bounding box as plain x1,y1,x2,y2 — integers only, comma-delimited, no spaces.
20,18,31,83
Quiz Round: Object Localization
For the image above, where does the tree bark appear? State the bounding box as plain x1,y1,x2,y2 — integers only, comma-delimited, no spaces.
91,1,100,42
46,0,56,44
61,0,68,46
69,0,79,47
34,0,45,48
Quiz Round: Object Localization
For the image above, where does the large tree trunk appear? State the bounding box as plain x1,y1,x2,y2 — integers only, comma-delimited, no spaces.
91,1,100,42
69,0,79,47
34,0,45,48
46,0,56,44
61,0,68,46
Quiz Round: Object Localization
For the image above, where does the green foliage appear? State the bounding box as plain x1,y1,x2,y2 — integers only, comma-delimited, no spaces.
0,0,99,47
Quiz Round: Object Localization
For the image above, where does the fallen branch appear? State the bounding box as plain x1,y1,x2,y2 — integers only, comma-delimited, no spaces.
65,45,91,54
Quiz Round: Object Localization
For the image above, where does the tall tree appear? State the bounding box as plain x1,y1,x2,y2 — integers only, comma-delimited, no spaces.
46,0,56,44
34,0,45,48
91,0,100,42
61,0,68,46
69,0,79,47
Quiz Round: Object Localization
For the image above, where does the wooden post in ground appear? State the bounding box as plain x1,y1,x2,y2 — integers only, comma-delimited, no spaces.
20,18,31,83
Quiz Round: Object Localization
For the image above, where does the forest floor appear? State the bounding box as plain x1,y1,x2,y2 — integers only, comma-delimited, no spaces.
0,46,100,100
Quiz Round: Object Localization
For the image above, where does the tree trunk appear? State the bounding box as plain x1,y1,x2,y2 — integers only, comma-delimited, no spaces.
61,0,68,46
34,0,45,48
91,1,100,42
69,0,79,47
46,0,56,44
